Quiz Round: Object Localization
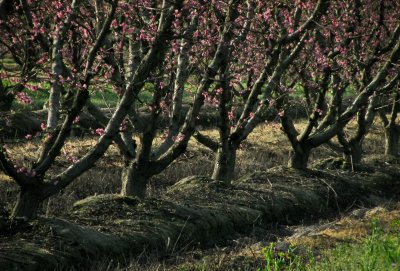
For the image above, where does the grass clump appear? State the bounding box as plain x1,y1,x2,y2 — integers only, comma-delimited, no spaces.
258,243,306,271
259,220,400,271
312,220,400,271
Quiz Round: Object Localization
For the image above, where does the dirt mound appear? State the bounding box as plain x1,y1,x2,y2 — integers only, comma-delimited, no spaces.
1,157,400,270
0,110,46,138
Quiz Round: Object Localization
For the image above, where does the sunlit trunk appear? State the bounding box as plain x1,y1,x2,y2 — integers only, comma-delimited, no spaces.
385,126,399,156
121,162,148,198
212,145,236,182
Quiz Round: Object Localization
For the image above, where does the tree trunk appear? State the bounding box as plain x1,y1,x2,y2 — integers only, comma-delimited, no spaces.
289,144,311,170
121,162,148,198
344,140,363,166
121,128,136,158
212,145,236,182
11,188,43,219
0,80,13,111
385,126,399,156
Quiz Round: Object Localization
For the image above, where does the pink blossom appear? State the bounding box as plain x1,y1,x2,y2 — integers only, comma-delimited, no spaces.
228,111,235,121
215,88,223,96
95,128,105,136
172,134,185,142
16,166,36,177
56,11,63,19
119,122,126,132
25,134,33,140
315,109,324,116
26,84,38,92
67,155,78,163
262,9,271,21
16,92,33,104
41,122,47,131
211,97,220,107
73,116,80,124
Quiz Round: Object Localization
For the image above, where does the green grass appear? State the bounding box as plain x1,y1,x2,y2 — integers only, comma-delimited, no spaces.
312,220,400,271
3,80,120,111
259,220,400,271
90,87,120,109
258,243,305,271
4,77,199,112
288,83,358,102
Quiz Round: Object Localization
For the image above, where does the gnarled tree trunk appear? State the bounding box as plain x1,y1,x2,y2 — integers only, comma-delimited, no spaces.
11,187,43,219
289,144,311,170
385,126,400,156
212,144,237,182
121,162,148,198
342,140,363,166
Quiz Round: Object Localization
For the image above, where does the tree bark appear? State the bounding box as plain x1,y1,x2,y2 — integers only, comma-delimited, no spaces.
289,144,311,170
212,144,237,182
47,0,81,130
120,162,147,198
0,80,13,111
11,187,43,219
344,140,363,166
385,126,400,156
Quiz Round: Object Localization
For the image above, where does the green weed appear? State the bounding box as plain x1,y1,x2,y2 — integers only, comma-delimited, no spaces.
312,220,400,271
259,221,400,271
258,243,306,271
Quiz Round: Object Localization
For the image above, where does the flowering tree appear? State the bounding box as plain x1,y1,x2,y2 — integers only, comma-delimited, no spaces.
333,1,400,165
116,0,243,197
274,0,400,169
191,0,331,181
0,0,183,218
0,0,46,111
2,0,400,220
113,0,329,194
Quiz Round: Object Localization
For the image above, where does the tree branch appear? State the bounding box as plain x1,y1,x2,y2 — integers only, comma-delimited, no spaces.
34,0,119,175
193,131,219,152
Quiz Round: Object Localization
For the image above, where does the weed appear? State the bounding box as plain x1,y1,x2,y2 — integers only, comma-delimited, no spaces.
258,243,307,271
261,220,400,271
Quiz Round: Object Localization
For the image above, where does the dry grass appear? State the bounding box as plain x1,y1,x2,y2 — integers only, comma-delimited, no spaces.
288,204,400,250
0,118,390,217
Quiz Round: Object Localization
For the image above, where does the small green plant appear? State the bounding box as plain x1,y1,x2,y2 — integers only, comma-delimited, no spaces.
177,261,207,271
258,242,305,271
